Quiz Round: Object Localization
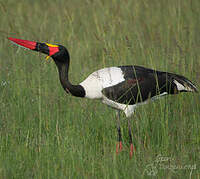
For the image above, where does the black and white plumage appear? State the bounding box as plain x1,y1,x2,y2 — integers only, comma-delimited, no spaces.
80,65,197,117
8,37,198,157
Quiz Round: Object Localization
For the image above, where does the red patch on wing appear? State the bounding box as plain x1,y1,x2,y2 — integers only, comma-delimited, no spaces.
49,46,59,56
127,79,137,84
127,77,144,84
8,37,37,50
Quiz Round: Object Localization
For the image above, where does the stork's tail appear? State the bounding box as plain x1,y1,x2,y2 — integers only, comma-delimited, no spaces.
170,74,198,93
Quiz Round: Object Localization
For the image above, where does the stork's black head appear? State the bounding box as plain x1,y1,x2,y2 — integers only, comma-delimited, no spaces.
8,37,70,64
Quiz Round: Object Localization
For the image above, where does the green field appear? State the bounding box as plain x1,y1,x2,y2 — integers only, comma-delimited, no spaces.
0,0,200,178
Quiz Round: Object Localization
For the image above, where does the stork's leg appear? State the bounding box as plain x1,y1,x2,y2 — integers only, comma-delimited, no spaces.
128,118,135,158
116,110,123,154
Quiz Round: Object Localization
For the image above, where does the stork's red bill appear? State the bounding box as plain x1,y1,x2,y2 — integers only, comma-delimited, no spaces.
8,37,59,59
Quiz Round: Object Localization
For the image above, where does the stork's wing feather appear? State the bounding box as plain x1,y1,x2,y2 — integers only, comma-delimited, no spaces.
102,66,177,105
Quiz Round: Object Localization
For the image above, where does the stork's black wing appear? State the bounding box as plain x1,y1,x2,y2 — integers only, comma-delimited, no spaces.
101,65,193,105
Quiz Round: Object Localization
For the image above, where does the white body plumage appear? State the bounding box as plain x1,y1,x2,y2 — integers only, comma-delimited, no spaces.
80,67,136,117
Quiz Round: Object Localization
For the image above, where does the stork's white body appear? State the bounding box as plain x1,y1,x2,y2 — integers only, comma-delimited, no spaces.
80,67,137,117
80,67,125,99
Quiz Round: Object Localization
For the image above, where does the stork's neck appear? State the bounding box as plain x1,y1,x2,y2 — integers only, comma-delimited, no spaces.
55,61,85,97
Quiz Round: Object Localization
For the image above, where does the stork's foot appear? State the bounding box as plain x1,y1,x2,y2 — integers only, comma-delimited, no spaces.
129,143,135,158
116,141,123,154
127,118,136,158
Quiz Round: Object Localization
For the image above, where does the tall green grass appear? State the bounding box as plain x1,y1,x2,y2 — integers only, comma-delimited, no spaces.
0,0,199,178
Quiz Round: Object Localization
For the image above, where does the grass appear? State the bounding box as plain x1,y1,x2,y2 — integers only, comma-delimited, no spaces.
0,0,200,178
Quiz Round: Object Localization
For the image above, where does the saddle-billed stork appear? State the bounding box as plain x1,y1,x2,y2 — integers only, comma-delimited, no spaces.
8,37,198,158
